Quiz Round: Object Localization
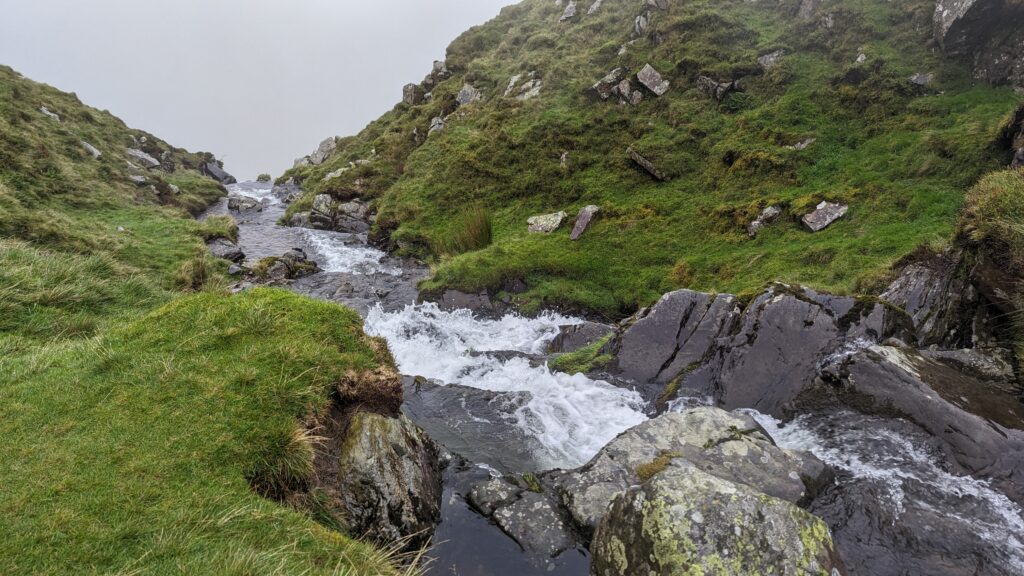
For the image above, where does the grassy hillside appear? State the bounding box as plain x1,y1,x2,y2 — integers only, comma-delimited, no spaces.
282,0,1021,316
0,67,404,574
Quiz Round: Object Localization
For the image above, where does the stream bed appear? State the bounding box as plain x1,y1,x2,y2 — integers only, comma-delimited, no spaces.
209,182,1024,576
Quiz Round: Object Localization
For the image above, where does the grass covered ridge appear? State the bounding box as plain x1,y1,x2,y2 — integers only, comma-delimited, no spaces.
0,289,405,575
282,0,1022,317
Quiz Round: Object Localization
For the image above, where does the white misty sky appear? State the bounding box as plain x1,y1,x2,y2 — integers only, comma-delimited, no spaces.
0,0,516,179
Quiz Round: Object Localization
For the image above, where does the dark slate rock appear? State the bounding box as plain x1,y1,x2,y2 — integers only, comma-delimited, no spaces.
548,321,615,354
201,161,237,185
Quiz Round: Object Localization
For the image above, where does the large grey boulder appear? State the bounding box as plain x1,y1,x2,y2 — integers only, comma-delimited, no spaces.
126,148,160,169
335,412,443,548
801,201,847,231
554,408,829,537
591,461,841,576
527,211,567,233
202,161,237,185
207,238,245,263
492,492,575,557
309,194,371,233
569,205,599,240
636,64,670,96
548,321,615,354
309,137,337,166
80,141,102,159
456,83,483,106
402,83,424,105
227,195,261,212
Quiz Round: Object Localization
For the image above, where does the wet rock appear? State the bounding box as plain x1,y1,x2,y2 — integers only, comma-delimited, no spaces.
207,238,245,263
309,137,337,166
429,116,446,135
227,195,262,212
554,408,829,537
747,205,782,238
493,492,575,557
817,344,1024,503
527,211,568,233
80,141,101,159
201,161,236,185
468,478,522,515
627,147,667,181
696,75,739,102
548,321,615,354
591,461,840,576
39,106,60,121
569,205,599,240
126,148,160,169
636,64,670,96
336,412,443,548
591,68,627,100
758,49,785,71
921,348,1018,393
801,201,848,231
456,83,483,106
881,251,998,349
402,83,424,105
558,0,577,22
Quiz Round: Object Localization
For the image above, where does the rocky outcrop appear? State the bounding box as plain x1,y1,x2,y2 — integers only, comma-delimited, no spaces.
310,137,337,166
934,0,1024,87
696,76,739,102
591,462,841,576
308,194,372,233
527,211,567,233
802,201,847,231
256,248,320,281
126,147,160,169
403,83,425,105
559,0,577,22
548,321,615,353
505,72,543,100
747,205,782,238
456,83,483,106
335,412,443,548
591,68,628,100
570,205,599,240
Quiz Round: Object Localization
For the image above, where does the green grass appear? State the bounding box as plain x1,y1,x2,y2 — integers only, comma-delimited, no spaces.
280,0,1022,317
0,289,404,575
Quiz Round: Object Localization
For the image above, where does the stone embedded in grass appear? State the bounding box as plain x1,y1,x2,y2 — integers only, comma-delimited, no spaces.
126,147,160,168
696,75,739,102
785,137,817,150
559,0,577,22
80,141,101,159
748,205,782,238
308,137,337,166
528,211,568,233
429,116,446,135
505,72,543,100
627,147,668,181
797,0,821,21
758,49,786,71
636,64,670,96
635,12,650,35
456,83,483,106
802,201,848,231
587,0,603,15
207,238,245,263
129,175,148,186
909,72,935,86
591,68,627,100
570,205,600,240
614,79,643,105
38,106,60,121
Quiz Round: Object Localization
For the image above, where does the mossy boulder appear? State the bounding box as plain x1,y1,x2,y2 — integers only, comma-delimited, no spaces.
591,461,842,576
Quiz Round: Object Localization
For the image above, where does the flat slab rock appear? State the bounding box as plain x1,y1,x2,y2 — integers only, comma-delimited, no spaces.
636,64,670,96
570,205,599,240
802,201,848,231
527,211,567,233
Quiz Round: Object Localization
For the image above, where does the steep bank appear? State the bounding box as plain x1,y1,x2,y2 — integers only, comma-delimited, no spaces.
280,0,1022,316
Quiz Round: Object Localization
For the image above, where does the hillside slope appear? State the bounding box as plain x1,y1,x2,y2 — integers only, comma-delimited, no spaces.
282,0,1022,316
0,67,405,574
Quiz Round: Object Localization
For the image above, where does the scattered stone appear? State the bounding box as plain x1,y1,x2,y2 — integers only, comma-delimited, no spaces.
201,161,237,185
636,64,670,96
758,49,785,71
591,68,627,100
591,461,840,576
527,211,568,233
208,238,245,263
747,205,782,238
324,167,350,181
559,0,577,22
309,137,337,166
39,106,60,121
126,148,160,169
645,0,669,9
129,175,148,186
587,0,603,15
634,12,649,35
505,72,543,100
856,52,868,64
570,205,599,240
403,83,425,105
456,83,483,106
801,201,848,232
797,0,821,21
560,151,569,170
80,141,101,159
493,492,575,557
116,226,126,233
784,137,817,150
227,264,244,276
504,74,523,97
627,147,667,181
429,116,446,135
696,76,739,102
613,79,643,105
227,195,262,212
168,184,181,195
909,72,935,86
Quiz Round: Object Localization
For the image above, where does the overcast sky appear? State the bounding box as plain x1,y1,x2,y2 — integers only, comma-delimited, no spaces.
0,0,515,179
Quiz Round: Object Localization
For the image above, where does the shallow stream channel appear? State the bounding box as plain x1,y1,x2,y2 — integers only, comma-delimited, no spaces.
206,182,1024,576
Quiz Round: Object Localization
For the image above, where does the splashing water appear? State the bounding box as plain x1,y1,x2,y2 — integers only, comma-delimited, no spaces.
747,410,1024,572
301,229,402,276
365,303,648,470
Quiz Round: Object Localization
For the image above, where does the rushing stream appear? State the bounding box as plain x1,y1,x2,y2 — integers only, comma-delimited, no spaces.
212,182,1024,576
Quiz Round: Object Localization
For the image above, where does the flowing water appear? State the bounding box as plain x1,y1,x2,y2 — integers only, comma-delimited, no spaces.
216,182,1024,576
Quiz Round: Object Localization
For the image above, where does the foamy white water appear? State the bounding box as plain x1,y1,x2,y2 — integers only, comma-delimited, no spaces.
226,181,279,205
747,410,1024,572
365,303,648,470
302,229,402,276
